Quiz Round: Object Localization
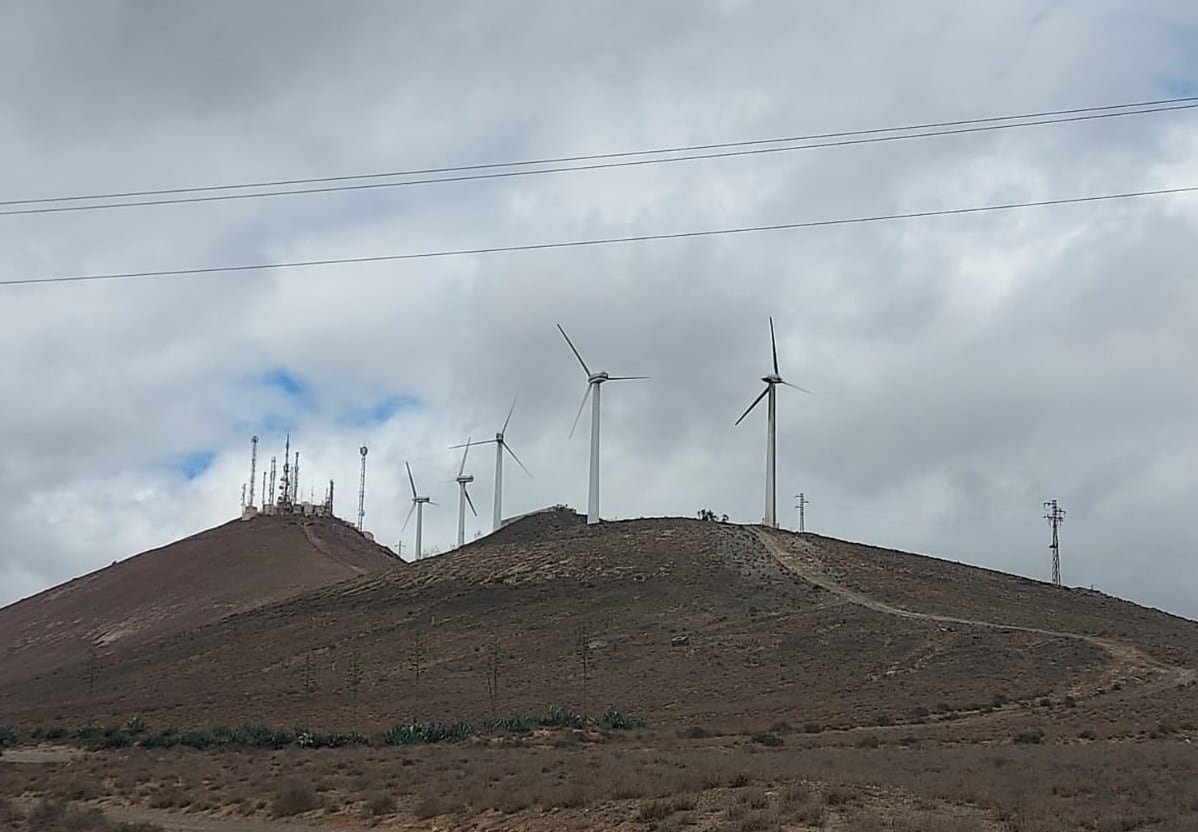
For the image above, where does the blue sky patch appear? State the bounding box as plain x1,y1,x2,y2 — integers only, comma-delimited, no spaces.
260,367,311,401
343,393,421,426
1163,77,1198,98
174,449,216,480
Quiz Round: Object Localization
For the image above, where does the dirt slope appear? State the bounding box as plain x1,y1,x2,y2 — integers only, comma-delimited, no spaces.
6,511,1193,733
0,514,401,689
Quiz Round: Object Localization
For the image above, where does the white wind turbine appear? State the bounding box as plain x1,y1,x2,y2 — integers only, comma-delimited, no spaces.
452,397,532,532
402,461,433,559
735,317,810,528
453,439,479,548
557,323,648,525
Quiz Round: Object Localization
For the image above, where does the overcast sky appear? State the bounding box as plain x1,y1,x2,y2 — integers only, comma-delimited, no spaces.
1,1,1195,618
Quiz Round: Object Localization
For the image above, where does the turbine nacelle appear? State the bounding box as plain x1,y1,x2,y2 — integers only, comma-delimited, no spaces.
589,371,611,384
762,373,783,385
456,474,474,485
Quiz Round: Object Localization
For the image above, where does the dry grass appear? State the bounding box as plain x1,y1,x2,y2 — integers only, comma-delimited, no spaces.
269,779,321,817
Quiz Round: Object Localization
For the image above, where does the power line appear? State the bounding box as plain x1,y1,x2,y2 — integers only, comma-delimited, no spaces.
4,185,1193,288
1,99,1194,218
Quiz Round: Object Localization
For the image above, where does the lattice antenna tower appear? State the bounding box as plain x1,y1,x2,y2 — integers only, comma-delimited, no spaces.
279,435,291,508
247,436,259,507
1043,499,1066,586
357,445,368,530
294,451,300,504
268,456,277,506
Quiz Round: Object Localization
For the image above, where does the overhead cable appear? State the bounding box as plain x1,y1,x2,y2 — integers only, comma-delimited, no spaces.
3,185,1193,288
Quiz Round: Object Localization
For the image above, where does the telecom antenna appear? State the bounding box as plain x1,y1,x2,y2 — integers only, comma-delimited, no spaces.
248,436,259,507
279,435,291,508
357,445,368,530
261,470,267,509
268,456,277,506
240,483,246,510
735,317,810,528
294,452,300,504
327,479,334,511
1044,499,1066,586
557,324,648,524
795,492,810,532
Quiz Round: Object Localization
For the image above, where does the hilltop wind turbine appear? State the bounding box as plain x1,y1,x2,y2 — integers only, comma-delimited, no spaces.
452,397,532,533
735,317,810,528
557,323,648,525
454,440,479,548
402,461,433,560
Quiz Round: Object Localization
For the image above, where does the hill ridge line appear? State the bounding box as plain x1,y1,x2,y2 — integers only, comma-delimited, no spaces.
753,527,1194,700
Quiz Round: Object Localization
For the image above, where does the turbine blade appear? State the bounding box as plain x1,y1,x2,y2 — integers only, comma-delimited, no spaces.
503,442,533,478
458,437,471,477
450,438,494,450
780,380,814,394
769,316,779,376
401,501,417,532
735,385,770,426
501,395,518,434
569,384,593,439
556,324,591,376
607,375,650,381
464,488,478,517
405,461,417,499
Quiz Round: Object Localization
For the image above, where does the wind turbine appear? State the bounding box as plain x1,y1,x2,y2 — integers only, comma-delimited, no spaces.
402,461,433,559
735,317,810,528
452,397,532,533
454,440,479,548
557,323,648,525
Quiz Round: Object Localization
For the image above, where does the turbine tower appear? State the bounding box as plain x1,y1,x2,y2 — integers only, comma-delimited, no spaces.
402,461,432,560
454,440,478,548
735,317,810,528
451,397,532,533
557,324,648,525
357,445,368,530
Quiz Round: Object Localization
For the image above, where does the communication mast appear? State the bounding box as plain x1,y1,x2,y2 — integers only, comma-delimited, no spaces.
248,436,259,507
294,452,300,504
357,445,368,530
1044,499,1066,586
268,456,277,506
279,435,292,510
795,492,809,532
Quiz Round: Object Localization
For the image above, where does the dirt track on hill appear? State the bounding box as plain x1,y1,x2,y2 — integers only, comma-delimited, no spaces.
754,527,1194,704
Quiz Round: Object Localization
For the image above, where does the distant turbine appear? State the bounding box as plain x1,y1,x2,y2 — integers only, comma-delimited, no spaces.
452,397,532,532
402,461,433,560
454,439,479,548
557,324,648,525
735,317,810,528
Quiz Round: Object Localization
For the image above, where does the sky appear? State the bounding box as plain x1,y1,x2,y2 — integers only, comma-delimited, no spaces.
1,1,1195,618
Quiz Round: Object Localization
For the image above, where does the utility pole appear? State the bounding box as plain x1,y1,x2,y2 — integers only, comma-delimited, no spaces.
795,492,809,532
1044,499,1066,586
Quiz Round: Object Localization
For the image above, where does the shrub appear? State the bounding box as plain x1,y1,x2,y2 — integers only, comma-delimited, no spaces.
362,792,396,817
1013,728,1044,745
637,799,675,822
600,707,646,731
382,720,474,746
271,780,322,817
751,732,784,747
803,723,823,734
856,734,881,749
680,725,712,739
541,705,584,729
0,725,17,748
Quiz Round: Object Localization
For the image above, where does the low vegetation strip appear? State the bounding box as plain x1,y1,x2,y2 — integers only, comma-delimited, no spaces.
1,706,645,752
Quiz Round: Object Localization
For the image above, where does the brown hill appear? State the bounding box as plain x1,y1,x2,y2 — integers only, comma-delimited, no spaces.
2,510,1193,735
0,513,401,689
